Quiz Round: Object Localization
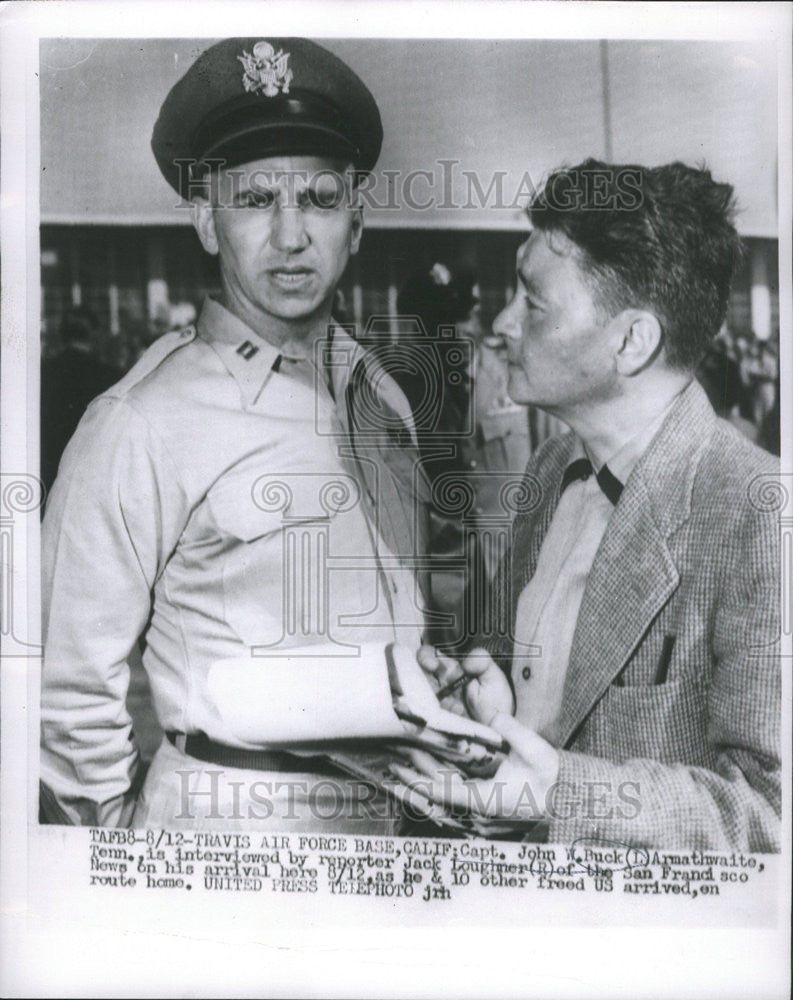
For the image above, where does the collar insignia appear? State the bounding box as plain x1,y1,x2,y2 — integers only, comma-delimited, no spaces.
236,340,259,360
239,41,293,97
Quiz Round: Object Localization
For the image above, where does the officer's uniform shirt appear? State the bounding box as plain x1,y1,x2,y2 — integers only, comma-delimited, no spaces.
41,296,425,827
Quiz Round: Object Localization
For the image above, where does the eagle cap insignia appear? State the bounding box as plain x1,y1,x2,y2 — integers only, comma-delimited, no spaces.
238,41,293,97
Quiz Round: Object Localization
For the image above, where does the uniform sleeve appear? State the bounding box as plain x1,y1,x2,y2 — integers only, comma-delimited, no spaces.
547,501,781,852
40,397,190,827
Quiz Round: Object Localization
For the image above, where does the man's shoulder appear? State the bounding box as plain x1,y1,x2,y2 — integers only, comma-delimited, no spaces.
694,414,778,503
664,414,781,564
349,332,419,436
94,325,241,423
61,327,218,459
639,380,777,521
102,327,201,402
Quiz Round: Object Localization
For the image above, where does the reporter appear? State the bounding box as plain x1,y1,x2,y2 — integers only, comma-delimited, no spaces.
399,160,781,852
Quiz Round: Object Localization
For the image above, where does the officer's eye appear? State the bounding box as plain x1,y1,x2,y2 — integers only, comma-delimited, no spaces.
305,177,346,210
236,190,276,209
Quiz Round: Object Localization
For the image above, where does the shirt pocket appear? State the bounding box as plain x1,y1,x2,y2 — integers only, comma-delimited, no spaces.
206,471,363,647
208,470,362,541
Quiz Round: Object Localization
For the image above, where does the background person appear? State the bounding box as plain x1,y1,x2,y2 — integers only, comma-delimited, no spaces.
393,262,531,649
40,306,120,494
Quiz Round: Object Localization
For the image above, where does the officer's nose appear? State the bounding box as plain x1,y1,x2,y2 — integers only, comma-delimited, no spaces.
271,203,309,253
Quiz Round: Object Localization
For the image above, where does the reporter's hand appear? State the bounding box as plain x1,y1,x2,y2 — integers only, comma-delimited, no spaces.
416,645,515,723
392,712,560,824
416,645,467,717
459,647,515,724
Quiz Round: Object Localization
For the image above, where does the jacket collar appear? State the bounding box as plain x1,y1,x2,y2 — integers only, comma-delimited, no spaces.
630,378,716,538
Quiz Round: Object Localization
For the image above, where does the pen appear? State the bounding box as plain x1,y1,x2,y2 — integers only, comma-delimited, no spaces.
436,673,473,700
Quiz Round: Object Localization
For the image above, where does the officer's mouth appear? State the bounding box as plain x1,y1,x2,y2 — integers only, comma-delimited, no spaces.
268,267,314,289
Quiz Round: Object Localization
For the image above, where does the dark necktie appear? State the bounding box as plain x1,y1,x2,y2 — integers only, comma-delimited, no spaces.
560,457,623,506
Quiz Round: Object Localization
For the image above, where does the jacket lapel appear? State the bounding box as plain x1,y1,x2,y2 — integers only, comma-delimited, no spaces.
556,477,679,747
556,380,716,748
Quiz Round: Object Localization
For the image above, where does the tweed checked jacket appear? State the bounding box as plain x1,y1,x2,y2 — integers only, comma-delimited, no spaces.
488,380,780,851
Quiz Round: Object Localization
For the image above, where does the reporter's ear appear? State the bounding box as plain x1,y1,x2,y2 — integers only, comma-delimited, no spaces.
613,309,663,376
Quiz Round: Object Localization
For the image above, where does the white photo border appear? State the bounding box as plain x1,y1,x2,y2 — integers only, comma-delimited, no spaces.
1,2,791,997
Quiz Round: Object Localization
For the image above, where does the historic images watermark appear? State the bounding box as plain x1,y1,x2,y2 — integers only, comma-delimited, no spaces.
748,472,793,654
171,767,643,825
0,473,44,656
224,325,542,653
172,161,647,213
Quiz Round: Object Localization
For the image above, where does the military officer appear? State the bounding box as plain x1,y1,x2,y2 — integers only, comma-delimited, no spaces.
40,38,426,831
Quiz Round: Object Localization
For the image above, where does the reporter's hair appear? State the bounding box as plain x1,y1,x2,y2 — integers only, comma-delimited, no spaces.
528,159,743,370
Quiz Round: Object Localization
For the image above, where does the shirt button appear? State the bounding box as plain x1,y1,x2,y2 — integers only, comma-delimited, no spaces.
522,666,532,681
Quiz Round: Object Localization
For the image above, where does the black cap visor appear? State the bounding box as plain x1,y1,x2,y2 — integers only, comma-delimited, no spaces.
192,93,360,179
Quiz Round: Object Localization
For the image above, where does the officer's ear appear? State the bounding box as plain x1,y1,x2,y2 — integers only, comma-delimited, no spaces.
343,164,364,256
349,203,364,256
191,198,219,256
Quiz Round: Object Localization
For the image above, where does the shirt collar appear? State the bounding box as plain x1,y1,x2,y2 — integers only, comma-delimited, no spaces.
196,297,285,407
197,296,364,412
574,389,685,486
195,298,417,432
